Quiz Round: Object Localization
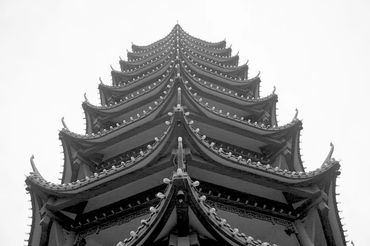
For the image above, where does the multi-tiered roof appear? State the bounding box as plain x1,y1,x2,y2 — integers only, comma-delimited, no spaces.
25,24,346,246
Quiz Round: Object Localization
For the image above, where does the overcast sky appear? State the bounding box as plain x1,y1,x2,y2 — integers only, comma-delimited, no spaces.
0,0,368,245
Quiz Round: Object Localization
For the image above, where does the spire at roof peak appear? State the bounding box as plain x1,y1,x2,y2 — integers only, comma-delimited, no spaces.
174,23,182,30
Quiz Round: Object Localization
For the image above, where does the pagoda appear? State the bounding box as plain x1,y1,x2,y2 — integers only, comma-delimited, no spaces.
25,24,346,246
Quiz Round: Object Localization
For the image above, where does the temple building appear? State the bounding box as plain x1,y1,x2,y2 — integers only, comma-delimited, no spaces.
25,24,346,246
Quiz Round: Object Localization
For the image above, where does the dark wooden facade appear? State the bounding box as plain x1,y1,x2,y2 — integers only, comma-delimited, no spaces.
25,24,346,246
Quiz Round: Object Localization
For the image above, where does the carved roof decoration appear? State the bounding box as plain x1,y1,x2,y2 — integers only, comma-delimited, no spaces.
116,167,278,246
25,24,346,246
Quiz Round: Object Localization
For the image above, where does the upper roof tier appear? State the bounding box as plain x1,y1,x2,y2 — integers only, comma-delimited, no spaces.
51,24,306,184
131,25,226,54
86,25,275,136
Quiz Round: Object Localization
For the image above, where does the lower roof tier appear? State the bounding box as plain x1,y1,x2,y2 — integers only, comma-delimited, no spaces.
26,158,344,246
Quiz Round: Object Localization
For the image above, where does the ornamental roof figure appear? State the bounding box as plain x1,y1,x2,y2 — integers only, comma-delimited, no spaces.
25,24,346,246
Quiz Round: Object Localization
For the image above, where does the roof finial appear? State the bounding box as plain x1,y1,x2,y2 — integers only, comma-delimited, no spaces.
246,59,249,65
175,63,180,77
293,108,299,121
61,117,68,130
176,20,179,25
272,86,276,94
323,142,335,165
110,65,114,71
176,136,186,172
99,77,103,84
177,87,182,106
30,155,42,178
30,155,36,172
119,56,122,61
84,93,88,102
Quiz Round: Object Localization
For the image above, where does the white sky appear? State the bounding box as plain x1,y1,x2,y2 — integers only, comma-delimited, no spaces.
0,0,368,245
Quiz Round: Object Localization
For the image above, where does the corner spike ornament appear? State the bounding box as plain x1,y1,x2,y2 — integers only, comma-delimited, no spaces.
30,155,43,178
99,77,103,84
30,155,36,173
324,142,335,165
272,86,276,94
61,117,68,130
84,93,88,102
293,108,299,121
